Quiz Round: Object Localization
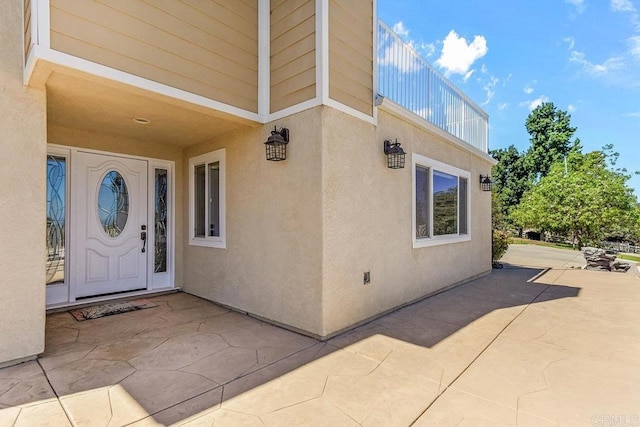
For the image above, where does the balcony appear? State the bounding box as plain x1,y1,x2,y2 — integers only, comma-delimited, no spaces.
377,21,489,153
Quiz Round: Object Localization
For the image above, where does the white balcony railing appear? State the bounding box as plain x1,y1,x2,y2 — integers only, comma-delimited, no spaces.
377,21,489,153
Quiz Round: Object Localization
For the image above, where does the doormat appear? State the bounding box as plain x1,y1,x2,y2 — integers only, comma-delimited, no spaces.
69,299,158,321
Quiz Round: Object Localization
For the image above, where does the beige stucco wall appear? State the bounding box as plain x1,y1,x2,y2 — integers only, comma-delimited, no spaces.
48,125,185,288
0,0,47,366
320,107,493,336
182,107,324,335
180,105,492,339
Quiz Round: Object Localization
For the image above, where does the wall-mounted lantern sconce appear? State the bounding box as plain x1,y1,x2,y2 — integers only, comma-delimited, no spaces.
264,127,289,161
480,175,493,191
383,139,406,169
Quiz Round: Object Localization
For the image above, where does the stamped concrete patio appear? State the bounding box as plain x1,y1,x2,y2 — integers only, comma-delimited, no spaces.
1,247,639,426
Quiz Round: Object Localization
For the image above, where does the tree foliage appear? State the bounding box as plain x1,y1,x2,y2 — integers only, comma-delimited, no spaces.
511,150,639,248
490,100,639,245
490,103,581,230
524,102,580,178
489,145,531,225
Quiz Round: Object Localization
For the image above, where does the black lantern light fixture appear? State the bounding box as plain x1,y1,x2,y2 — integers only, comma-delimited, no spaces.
480,174,493,191
264,126,289,161
383,139,406,169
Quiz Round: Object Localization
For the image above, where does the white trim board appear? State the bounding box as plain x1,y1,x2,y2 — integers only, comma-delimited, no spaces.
316,0,330,104
325,98,377,125
36,0,50,49
411,153,472,249
188,149,227,249
371,0,378,123
27,49,261,123
25,1,380,131
258,0,270,119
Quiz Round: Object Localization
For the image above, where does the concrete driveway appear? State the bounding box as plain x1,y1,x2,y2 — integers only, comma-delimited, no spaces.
501,244,587,269
1,245,639,426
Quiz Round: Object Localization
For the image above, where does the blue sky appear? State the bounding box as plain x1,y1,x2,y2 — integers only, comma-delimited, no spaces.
378,0,640,197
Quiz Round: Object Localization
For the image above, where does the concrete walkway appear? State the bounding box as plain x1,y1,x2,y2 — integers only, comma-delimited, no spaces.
1,246,639,426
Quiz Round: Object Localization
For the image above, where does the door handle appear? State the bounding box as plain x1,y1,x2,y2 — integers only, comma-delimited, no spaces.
141,231,147,253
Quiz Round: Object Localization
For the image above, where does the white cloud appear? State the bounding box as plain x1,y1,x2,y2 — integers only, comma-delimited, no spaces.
563,37,576,50
566,30,640,87
626,111,640,117
480,64,488,74
417,42,437,58
611,0,640,30
392,21,410,38
520,96,550,111
567,44,640,88
435,30,488,76
381,21,436,73
498,103,509,111
522,80,537,94
569,50,625,75
611,0,636,12
629,36,640,59
568,104,577,112
566,0,585,13
391,21,436,58
463,69,475,82
481,76,499,106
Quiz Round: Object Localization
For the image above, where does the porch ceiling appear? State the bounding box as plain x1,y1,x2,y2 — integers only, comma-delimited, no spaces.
45,71,256,147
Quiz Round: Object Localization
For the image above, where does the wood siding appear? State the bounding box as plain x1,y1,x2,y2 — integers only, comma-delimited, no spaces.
329,0,373,116
24,0,32,62
49,0,258,113
270,0,316,113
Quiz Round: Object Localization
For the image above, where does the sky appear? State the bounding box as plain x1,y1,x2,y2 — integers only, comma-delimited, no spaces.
378,0,640,197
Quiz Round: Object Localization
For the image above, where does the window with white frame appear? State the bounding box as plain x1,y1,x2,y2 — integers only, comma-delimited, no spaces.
413,154,470,248
189,149,225,248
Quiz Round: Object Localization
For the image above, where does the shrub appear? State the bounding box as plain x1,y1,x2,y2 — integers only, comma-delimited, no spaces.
493,230,511,261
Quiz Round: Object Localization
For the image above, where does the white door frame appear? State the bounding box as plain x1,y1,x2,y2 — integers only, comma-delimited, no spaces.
45,145,176,307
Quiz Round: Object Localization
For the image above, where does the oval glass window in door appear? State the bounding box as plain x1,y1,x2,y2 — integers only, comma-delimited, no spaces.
98,171,129,237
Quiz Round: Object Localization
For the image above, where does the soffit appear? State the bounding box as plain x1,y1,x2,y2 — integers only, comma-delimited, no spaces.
46,71,256,147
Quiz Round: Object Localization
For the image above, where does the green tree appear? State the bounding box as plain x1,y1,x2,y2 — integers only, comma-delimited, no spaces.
490,145,531,228
524,102,580,179
511,150,639,248
600,144,640,243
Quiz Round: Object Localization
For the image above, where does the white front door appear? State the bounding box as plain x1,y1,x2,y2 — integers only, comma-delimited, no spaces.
72,152,148,298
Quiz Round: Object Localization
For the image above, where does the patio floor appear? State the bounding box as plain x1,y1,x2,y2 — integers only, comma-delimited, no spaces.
1,252,639,426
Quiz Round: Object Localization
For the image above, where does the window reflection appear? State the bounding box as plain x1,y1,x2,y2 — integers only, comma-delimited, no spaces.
432,170,458,236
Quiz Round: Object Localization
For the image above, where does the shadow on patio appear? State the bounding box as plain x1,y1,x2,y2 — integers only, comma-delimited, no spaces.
0,266,580,425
